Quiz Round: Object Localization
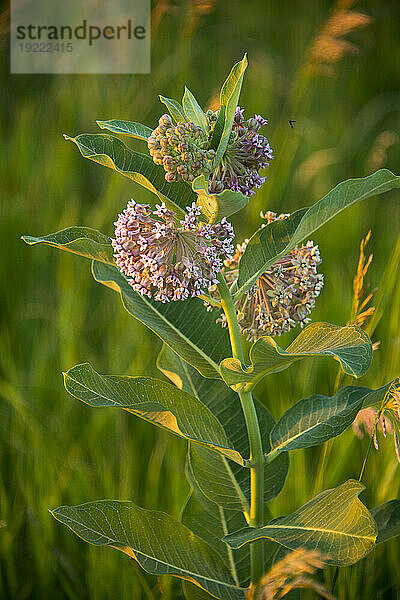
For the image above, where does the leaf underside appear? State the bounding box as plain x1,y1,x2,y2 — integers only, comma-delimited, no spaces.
51,501,245,600
224,480,377,566
269,383,390,453
65,133,196,215
22,226,115,265
96,120,153,140
64,362,244,465
220,322,372,390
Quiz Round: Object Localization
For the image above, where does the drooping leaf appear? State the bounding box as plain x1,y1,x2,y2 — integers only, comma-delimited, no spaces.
96,120,152,140
64,133,196,215
92,261,231,380
182,87,209,133
51,501,244,600
64,362,243,465
159,95,187,123
192,175,248,221
158,345,289,513
237,169,400,296
371,500,400,544
268,385,385,455
22,227,115,265
182,470,250,588
224,480,377,566
211,55,248,167
220,322,372,391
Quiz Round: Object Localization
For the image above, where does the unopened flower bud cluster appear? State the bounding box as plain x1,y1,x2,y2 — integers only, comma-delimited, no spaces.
147,114,215,183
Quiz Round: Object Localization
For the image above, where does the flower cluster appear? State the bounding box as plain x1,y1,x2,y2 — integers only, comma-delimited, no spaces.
148,107,273,197
147,114,215,183
214,212,324,341
207,106,273,196
112,200,234,302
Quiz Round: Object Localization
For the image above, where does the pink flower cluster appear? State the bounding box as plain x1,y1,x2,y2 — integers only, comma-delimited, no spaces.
112,200,234,302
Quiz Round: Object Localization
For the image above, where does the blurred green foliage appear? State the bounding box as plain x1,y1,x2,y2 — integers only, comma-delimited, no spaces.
1,1,399,598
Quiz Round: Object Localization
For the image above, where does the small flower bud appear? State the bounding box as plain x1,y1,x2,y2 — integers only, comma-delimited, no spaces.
159,114,172,127
175,123,186,136
246,118,259,131
162,155,175,167
209,180,224,194
165,172,178,182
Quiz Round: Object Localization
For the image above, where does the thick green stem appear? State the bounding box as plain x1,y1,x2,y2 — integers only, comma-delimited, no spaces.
217,273,265,586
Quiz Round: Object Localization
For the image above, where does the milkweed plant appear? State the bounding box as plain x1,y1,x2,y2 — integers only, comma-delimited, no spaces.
23,55,400,599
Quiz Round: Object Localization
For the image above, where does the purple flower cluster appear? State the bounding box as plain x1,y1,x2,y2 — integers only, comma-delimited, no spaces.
207,107,273,197
112,200,234,302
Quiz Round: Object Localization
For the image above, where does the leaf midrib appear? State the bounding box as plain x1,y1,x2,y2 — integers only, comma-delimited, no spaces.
218,506,240,587
250,523,376,540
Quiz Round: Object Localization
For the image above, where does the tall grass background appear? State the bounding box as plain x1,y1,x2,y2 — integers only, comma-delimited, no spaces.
1,1,399,598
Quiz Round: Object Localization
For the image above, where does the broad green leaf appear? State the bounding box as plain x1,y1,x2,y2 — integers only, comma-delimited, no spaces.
371,500,400,544
158,345,289,514
182,87,209,133
22,227,115,265
211,55,248,165
64,362,243,464
192,175,248,221
224,480,377,566
159,95,187,123
51,501,244,600
182,471,250,589
92,261,231,380
96,120,152,140
64,133,196,215
268,385,378,455
237,169,400,296
220,322,372,391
